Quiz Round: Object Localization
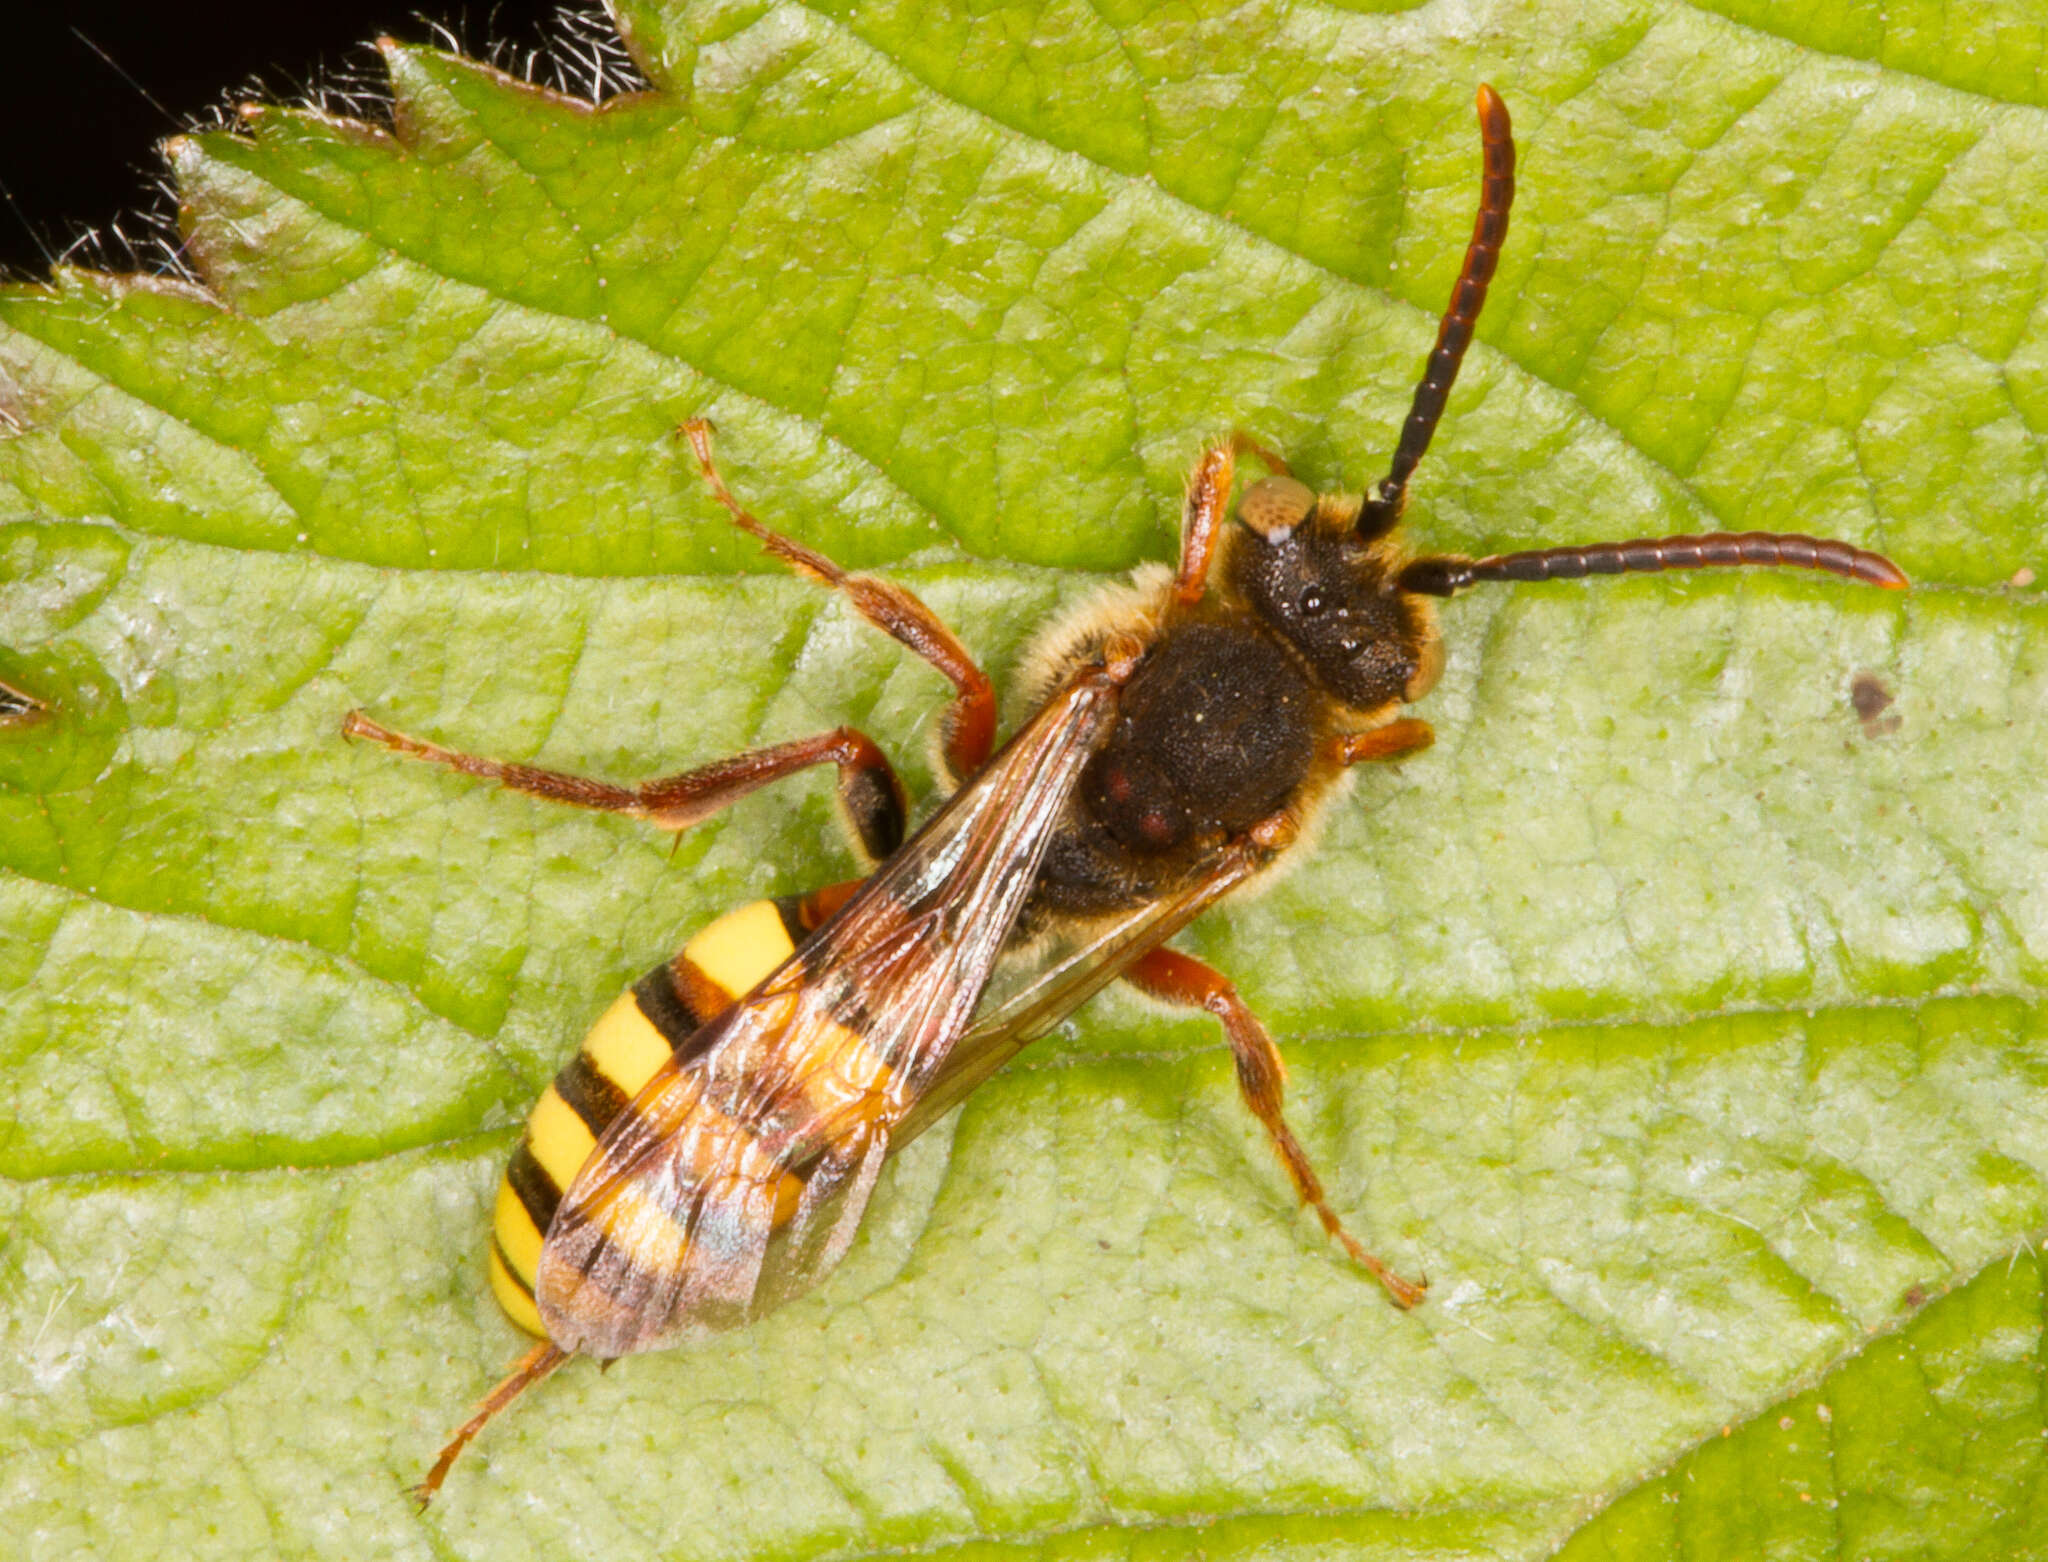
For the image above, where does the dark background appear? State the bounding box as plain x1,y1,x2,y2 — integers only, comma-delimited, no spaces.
0,3,623,279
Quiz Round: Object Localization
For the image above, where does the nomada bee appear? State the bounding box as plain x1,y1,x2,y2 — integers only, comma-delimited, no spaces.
343,85,1907,1502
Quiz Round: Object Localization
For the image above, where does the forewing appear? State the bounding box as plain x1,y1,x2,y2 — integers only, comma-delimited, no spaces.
897,839,1263,1144
536,667,1122,1357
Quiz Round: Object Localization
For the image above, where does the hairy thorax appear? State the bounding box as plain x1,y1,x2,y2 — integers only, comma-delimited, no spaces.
1028,613,1318,915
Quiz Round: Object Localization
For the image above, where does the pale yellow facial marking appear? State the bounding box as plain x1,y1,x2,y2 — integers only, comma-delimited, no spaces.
1238,475,1316,538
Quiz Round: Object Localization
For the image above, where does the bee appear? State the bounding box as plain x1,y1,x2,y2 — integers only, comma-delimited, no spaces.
343,84,1907,1503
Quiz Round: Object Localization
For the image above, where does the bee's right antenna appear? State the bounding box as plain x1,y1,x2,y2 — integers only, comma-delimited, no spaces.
1356,83,1516,543
1396,532,1908,596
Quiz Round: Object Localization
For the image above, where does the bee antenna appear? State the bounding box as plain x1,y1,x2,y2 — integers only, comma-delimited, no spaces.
1396,532,1910,596
413,1341,569,1507
1357,84,1515,543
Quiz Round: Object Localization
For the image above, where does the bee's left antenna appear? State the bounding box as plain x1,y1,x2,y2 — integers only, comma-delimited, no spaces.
1356,83,1516,542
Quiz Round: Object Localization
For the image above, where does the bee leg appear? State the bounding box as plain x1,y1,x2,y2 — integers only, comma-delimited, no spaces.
1172,432,1290,608
1330,717,1435,766
415,1340,569,1507
0,674,48,724
679,419,997,781
1122,946,1427,1309
341,714,910,866
789,876,870,932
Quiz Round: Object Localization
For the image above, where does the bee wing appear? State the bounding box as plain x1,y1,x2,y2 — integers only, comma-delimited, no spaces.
896,837,1265,1144
536,666,1123,1358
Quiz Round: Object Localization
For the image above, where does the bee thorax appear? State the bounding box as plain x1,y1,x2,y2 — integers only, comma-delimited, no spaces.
1082,622,1316,853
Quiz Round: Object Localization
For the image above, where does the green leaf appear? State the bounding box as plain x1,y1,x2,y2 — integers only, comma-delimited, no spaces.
3,1,2044,1557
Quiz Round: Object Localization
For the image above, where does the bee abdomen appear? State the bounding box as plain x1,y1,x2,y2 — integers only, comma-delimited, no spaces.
488,895,810,1336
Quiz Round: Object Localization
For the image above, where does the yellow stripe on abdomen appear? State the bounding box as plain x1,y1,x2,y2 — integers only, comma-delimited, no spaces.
572,1109,807,1280
786,1017,899,1131
525,1085,598,1195
494,1175,545,1282
486,897,807,1337
582,991,673,1101
682,899,796,999
489,1242,546,1336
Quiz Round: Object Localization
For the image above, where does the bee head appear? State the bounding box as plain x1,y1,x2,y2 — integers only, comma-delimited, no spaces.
1228,477,1442,711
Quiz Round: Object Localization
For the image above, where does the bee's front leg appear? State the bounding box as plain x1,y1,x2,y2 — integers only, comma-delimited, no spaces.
681,419,998,782
1170,432,1290,609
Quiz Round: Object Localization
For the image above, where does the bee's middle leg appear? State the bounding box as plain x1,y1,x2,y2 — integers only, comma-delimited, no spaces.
341,713,909,865
1121,944,1426,1309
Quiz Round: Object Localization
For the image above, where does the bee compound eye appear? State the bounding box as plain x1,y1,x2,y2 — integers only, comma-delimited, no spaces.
1238,476,1317,538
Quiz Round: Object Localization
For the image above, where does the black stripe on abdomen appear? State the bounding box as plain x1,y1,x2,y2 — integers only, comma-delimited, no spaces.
506,1136,562,1238
553,1049,631,1139
633,962,709,1050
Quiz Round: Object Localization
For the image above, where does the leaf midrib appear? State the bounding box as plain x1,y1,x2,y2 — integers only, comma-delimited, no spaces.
3,979,2025,1185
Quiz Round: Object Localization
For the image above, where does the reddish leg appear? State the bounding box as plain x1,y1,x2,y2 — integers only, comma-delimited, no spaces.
342,712,909,866
416,1341,567,1508
681,420,998,779
1331,716,1435,767
1174,432,1292,608
0,676,48,726
1123,945,1426,1309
